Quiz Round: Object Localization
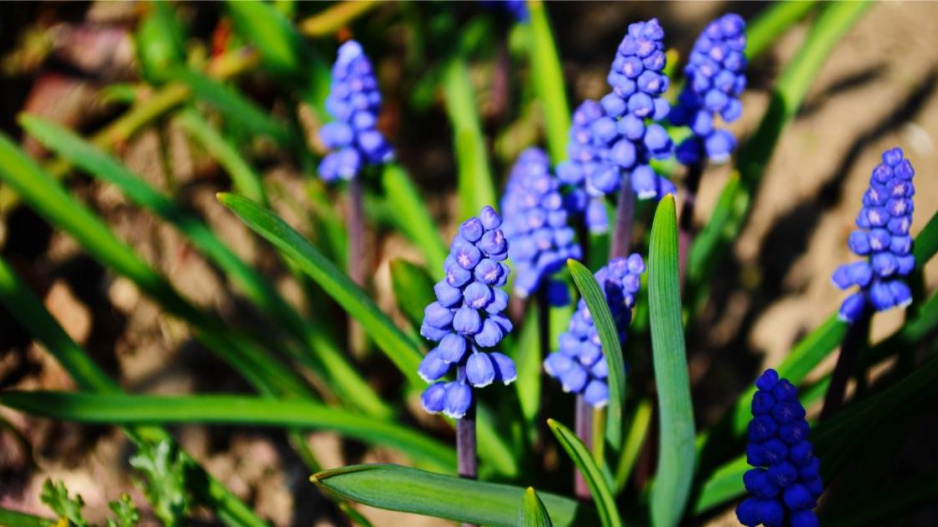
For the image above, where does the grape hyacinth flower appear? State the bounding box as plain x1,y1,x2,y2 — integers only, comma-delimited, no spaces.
671,13,747,165
736,369,823,527
543,254,645,407
501,148,583,298
832,148,916,323
419,206,517,419
317,40,394,183
556,19,676,234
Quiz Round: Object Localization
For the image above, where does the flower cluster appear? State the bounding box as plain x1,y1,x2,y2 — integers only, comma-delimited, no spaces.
543,255,644,407
671,13,747,165
318,40,394,183
557,19,676,234
736,370,822,527
419,206,517,418
832,148,916,323
501,148,583,298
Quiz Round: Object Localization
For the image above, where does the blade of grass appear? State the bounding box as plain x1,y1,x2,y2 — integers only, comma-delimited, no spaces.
444,57,496,220
648,196,695,527
225,0,312,81
0,507,51,527
527,0,570,164
299,0,382,36
311,464,596,527
746,1,819,59
547,419,622,527
613,398,653,494
0,391,454,471
0,256,267,527
567,259,627,456
381,164,448,278
520,487,554,527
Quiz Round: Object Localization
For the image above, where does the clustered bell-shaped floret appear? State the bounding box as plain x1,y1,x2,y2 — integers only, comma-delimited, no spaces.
832,148,916,323
671,13,747,165
543,255,644,408
501,148,583,298
556,19,676,234
419,206,518,419
317,40,394,182
736,370,822,527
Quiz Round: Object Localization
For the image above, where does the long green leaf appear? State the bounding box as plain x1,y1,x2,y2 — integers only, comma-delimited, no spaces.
520,488,553,527
0,256,266,527
0,392,454,470
218,192,424,384
547,420,622,527
382,164,448,278
746,1,819,60
528,0,570,163
614,398,653,493
225,0,311,81
443,57,496,220
0,507,51,527
389,259,437,329
0,131,309,399
311,464,596,527
567,259,626,455
647,196,695,527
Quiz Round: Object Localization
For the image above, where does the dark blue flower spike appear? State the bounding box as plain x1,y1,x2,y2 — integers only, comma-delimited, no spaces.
543,254,645,408
832,148,916,323
318,40,394,183
556,19,676,234
671,13,747,165
737,369,822,527
502,148,583,299
419,206,517,418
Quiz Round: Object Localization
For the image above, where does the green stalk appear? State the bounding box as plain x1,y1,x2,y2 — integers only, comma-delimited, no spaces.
746,1,820,60
527,0,571,163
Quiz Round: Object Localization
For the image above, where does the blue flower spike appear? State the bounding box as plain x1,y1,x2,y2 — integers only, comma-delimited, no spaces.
832,148,916,323
543,254,645,408
317,40,394,183
556,19,676,233
671,13,748,165
420,206,517,418
736,369,823,527
502,148,583,299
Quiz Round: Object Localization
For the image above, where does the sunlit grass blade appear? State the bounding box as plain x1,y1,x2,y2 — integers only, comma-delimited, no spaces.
0,256,266,527
648,196,695,527
382,164,448,278
689,1,871,290
444,57,496,220
311,464,596,527
169,68,290,145
0,507,51,527
219,192,424,384
567,259,626,455
547,420,622,527
520,487,553,527
176,109,269,204
527,0,570,163
0,391,454,471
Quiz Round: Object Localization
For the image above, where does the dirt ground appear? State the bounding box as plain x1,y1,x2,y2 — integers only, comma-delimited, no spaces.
1,1,938,526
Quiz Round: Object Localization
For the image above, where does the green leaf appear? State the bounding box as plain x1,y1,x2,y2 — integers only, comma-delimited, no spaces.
0,506,53,527
0,257,267,527
614,398,653,493
547,420,622,527
648,196,695,527
170,69,290,145
519,487,553,527
443,57,496,220
567,260,627,455
746,1,819,60
381,164,448,278
225,0,310,81
41,480,89,527
514,306,542,434
390,259,437,329
106,495,141,527
311,464,596,527
219,192,425,385
527,0,570,163
0,391,455,471
130,441,190,527
135,0,186,84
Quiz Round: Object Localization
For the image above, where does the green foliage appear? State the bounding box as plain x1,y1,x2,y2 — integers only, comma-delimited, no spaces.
519,487,553,527
130,441,190,527
547,420,622,527
41,480,89,527
105,496,141,527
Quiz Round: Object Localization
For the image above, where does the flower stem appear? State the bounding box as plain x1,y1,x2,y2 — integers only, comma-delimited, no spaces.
821,308,871,420
348,178,366,355
574,395,593,500
456,365,478,527
679,155,705,289
609,182,635,260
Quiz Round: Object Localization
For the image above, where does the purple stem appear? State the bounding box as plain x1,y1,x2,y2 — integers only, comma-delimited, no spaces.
678,150,705,289
574,395,593,500
608,182,635,260
821,308,872,420
456,365,478,527
348,178,365,353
